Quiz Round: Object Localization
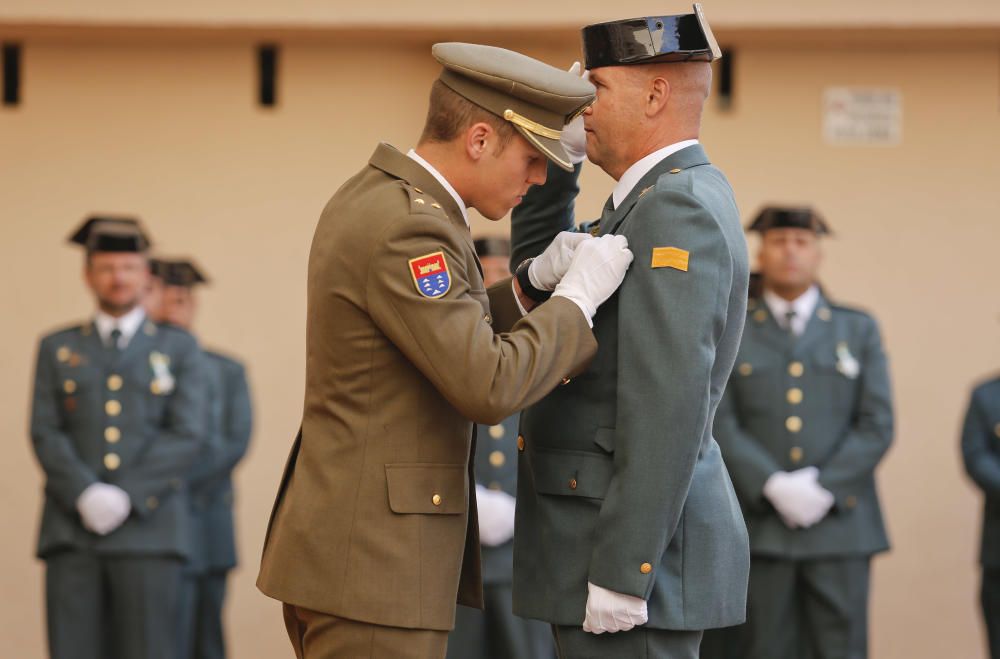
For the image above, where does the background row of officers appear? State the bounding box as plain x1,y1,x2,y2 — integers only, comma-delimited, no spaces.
29,210,1000,659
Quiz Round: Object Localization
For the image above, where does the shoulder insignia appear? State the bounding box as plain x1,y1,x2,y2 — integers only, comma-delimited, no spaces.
409,251,452,299
651,246,689,272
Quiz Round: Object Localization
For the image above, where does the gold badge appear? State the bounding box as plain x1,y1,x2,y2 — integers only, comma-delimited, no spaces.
651,247,689,272
56,346,71,362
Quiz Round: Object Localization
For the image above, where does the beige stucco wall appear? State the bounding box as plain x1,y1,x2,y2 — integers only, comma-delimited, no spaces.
1,18,999,659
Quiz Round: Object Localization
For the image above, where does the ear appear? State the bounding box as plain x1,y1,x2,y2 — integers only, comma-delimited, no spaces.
464,122,494,162
645,76,671,118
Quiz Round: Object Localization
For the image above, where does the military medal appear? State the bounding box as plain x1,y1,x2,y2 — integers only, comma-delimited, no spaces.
408,252,451,299
149,351,175,394
836,342,860,379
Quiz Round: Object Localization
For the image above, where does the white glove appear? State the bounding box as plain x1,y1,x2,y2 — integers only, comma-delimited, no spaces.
76,483,132,536
560,62,590,164
528,231,592,291
582,581,649,634
762,467,835,529
552,234,633,326
475,484,516,547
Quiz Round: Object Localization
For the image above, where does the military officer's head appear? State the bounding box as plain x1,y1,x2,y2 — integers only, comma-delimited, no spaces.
154,259,208,330
579,4,721,180
748,205,831,299
473,237,512,287
416,43,595,220
70,216,152,316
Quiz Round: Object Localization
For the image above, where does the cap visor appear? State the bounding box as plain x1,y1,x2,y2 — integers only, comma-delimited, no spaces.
516,127,574,172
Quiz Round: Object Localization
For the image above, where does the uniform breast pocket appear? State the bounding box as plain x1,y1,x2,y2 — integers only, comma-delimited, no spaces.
385,463,466,515
810,356,855,413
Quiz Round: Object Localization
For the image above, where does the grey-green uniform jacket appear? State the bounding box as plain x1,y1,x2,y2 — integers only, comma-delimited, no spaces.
716,295,893,558
30,318,207,559
510,145,751,630
962,376,1000,568
185,349,252,571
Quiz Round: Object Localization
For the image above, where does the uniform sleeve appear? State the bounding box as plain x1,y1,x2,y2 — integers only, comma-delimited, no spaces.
816,316,894,508
485,276,522,334
29,338,99,511
188,361,253,487
961,389,1000,495
714,375,785,510
586,188,733,599
366,212,597,426
112,334,209,515
510,161,582,270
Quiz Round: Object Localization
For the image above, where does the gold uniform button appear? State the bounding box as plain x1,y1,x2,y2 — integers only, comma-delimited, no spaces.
517,435,525,451
817,307,832,321
484,313,493,325
753,309,768,323
105,426,121,443
787,388,804,405
788,362,805,378
63,380,77,394
146,496,159,510
790,446,804,463
413,187,424,194
561,377,572,386
738,363,753,377
488,481,503,491
107,374,123,391
105,400,122,417
846,495,858,509
57,346,71,362
669,168,682,174
431,202,442,209
786,416,803,433
489,425,505,440
431,494,442,506
414,198,426,205
104,453,121,471
568,478,578,490
640,562,653,574
489,451,506,468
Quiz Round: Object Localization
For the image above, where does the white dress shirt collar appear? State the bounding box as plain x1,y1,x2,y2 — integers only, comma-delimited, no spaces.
406,149,469,227
612,139,699,210
94,305,146,349
763,285,820,336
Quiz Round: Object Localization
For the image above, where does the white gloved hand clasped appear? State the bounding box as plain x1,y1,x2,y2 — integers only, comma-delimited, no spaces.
528,231,592,291
560,62,590,165
552,234,633,326
762,466,835,529
475,484,517,547
582,581,649,634
76,482,132,536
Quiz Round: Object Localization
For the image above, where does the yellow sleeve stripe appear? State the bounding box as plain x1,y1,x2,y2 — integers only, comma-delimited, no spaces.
651,246,689,272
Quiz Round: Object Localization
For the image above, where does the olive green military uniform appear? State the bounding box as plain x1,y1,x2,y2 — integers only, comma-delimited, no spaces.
961,375,1000,659
510,143,751,658
177,349,252,659
704,292,893,659
31,316,207,659
447,414,556,659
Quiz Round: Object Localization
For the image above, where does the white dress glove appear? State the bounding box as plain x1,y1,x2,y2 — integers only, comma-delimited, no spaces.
762,466,835,529
560,62,590,165
76,482,132,536
582,581,649,634
552,234,633,326
475,484,516,547
528,231,592,291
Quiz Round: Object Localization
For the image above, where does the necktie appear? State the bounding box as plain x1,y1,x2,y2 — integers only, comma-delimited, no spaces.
784,310,797,335
590,195,616,236
109,327,122,352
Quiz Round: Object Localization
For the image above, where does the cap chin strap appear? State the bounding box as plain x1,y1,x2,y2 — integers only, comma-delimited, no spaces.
502,109,561,140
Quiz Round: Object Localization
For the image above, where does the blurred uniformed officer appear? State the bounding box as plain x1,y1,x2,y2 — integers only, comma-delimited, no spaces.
29,217,207,659
446,237,555,659
961,375,1000,658
510,7,750,658
257,43,634,659
150,259,253,659
702,206,894,659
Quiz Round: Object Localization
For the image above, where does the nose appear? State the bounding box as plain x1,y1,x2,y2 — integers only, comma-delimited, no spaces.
529,160,547,186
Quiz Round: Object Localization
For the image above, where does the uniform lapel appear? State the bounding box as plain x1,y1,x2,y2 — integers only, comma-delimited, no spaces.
748,301,796,355
792,294,835,358
114,318,153,371
600,144,711,236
